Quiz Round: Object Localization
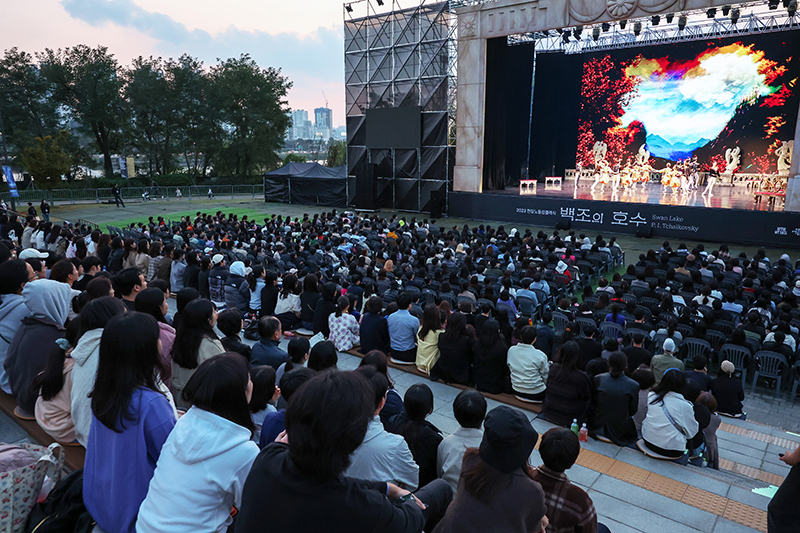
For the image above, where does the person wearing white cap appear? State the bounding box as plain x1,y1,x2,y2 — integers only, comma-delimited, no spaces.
649,338,683,386
710,361,745,417
793,280,800,299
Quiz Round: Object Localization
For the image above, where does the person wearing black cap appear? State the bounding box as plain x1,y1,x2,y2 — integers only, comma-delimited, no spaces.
433,406,548,533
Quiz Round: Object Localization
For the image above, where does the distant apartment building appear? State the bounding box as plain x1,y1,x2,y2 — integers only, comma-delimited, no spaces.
290,110,314,140
314,107,333,139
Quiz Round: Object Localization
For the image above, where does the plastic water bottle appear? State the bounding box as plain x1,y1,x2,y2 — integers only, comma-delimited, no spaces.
579,423,589,443
571,419,579,436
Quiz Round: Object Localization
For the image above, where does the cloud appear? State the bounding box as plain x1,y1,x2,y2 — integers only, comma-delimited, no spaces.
60,0,344,120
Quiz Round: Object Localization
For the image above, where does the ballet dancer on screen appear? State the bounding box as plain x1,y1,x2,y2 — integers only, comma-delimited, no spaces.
703,161,719,196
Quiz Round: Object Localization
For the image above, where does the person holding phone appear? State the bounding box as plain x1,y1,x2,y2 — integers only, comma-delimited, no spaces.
768,447,800,532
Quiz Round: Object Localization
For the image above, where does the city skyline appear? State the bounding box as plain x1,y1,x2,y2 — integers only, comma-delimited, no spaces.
5,0,349,126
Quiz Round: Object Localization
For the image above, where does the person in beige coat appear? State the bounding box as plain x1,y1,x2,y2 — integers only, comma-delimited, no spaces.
170,299,225,410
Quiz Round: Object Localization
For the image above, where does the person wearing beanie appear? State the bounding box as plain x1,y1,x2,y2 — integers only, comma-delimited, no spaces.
650,338,684,386
531,428,609,533
710,360,745,417
433,406,547,533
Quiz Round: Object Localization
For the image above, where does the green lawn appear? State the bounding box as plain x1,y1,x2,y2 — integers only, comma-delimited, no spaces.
108,207,273,228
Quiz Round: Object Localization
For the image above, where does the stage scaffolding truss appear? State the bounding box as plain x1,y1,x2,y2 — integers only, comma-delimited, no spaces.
344,0,457,212
507,2,799,52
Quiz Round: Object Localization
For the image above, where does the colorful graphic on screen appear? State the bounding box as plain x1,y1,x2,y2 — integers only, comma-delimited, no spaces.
576,34,799,173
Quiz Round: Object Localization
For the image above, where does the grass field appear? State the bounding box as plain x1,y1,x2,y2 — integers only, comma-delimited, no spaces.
105,207,275,228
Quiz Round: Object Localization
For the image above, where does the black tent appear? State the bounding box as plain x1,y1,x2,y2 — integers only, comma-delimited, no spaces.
263,163,348,207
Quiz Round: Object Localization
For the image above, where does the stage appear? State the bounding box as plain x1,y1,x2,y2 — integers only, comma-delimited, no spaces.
448,182,800,249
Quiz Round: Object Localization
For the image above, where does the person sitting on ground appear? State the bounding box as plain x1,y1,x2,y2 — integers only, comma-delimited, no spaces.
237,371,453,533
531,428,608,533
650,338,684,386
433,406,547,533
473,318,510,395
116,267,148,312
697,392,720,470
328,295,361,352
136,354,260,533
577,324,603,370
416,303,444,375
170,298,225,409
5,279,72,420
543,341,592,427
345,365,420,490
83,312,177,533
135,287,177,378
641,369,699,460
258,367,315,448
507,325,549,402
307,340,339,372
388,384,443,487
589,351,640,446
632,365,655,439
0,259,35,395
33,320,80,444
387,292,421,364
249,365,279,443
432,312,474,385
359,296,390,355
312,281,339,337
710,360,745,418
277,336,310,384
437,390,486,492
217,308,252,362
684,353,712,391
358,350,405,428
250,316,290,370
683,380,711,464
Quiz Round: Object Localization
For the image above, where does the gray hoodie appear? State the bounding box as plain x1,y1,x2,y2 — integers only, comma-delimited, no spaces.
0,293,31,394
4,280,71,413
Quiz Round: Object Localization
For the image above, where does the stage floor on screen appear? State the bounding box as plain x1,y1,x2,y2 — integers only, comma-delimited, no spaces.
494,181,783,212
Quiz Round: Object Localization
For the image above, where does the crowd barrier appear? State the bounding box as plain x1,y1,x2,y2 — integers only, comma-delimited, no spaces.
0,185,266,206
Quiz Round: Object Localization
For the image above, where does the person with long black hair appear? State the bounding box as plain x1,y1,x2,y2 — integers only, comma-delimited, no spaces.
473,318,509,395
542,341,592,427
137,354,259,533
589,351,640,446
415,303,444,375
83,312,176,533
313,281,339,336
389,384,443,487
136,287,176,378
171,299,225,409
432,312,474,385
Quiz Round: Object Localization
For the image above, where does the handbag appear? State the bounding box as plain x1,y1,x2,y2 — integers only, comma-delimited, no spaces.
0,443,64,533
660,402,689,438
243,319,260,341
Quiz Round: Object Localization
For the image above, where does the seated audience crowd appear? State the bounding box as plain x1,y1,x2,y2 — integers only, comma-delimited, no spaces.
0,206,798,532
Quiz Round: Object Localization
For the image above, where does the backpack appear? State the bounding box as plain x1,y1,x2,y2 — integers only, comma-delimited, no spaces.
25,469,94,533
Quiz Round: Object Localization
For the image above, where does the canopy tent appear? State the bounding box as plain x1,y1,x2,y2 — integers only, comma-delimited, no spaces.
263,163,348,207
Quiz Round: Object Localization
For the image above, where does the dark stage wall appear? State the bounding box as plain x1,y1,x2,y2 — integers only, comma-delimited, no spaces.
449,192,800,249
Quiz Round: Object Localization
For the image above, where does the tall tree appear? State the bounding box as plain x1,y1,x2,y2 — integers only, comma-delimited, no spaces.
212,54,292,176
39,45,123,178
19,131,73,187
0,48,60,159
326,140,346,167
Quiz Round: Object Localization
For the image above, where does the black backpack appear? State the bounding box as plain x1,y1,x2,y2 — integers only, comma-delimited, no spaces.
25,469,94,533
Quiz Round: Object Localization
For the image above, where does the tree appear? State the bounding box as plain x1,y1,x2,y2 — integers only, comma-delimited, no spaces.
212,54,292,176
283,153,307,164
326,139,346,167
39,45,123,178
20,131,73,187
0,48,60,160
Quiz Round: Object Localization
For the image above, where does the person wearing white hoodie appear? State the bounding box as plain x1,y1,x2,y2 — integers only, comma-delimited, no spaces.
137,354,259,533
0,259,34,395
70,296,128,446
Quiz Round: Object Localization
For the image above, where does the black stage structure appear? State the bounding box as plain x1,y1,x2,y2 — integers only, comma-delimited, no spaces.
451,7,800,249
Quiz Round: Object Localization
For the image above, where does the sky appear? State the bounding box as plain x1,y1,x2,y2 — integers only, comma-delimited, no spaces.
4,0,351,127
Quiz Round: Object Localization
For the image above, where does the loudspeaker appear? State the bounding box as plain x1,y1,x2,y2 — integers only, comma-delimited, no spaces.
555,221,571,231
355,163,377,210
636,226,653,238
430,190,443,218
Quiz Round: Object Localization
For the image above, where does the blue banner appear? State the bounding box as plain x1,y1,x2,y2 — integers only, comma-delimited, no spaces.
2,166,18,198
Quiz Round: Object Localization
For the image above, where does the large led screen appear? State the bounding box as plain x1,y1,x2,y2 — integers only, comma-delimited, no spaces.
575,32,800,173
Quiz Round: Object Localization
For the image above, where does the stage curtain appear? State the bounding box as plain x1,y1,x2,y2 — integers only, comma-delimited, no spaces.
483,38,508,190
